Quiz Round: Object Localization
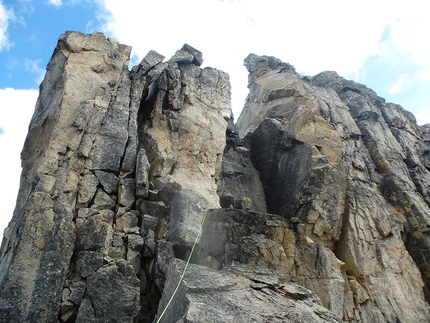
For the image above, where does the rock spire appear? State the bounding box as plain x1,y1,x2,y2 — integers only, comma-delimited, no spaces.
1,31,430,323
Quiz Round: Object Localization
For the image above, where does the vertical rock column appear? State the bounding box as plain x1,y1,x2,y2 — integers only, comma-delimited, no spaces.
135,46,231,250
0,34,232,323
0,32,140,323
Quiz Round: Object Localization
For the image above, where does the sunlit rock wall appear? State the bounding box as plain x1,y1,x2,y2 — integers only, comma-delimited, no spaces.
237,53,430,322
1,32,429,323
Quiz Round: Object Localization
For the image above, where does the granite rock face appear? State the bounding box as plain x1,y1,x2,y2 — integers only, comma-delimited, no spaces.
155,259,341,323
0,32,231,323
237,54,430,322
1,32,430,323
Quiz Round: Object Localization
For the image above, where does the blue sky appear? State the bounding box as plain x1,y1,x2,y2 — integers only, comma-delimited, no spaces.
1,0,99,89
1,0,430,235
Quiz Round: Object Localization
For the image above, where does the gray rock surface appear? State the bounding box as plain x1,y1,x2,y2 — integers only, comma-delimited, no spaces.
1,31,430,323
237,54,430,322
0,31,229,323
217,143,267,212
197,208,345,318
155,259,341,323
0,31,132,323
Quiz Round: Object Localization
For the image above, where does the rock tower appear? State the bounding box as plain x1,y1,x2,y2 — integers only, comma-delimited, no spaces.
1,31,430,323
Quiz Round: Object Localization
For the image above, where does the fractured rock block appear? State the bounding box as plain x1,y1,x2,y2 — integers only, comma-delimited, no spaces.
115,210,139,233
77,172,99,207
94,170,119,195
169,189,211,249
154,259,341,323
74,251,104,278
136,148,150,198
118,178,136,208
85,260,140,323
169,49,194,64
76,298,96,323
181,43,203,66
92,188,116,210
75,217,113,251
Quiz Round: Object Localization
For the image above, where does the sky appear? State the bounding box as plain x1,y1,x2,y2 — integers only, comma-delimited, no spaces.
1,0,430,237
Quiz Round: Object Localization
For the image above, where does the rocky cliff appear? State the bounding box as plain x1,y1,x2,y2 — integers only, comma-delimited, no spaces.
0,31,430,323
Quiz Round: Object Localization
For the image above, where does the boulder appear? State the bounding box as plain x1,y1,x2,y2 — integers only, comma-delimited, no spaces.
155,259,342,323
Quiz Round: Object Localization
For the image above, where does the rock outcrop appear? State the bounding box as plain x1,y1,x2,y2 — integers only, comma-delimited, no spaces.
237,54,430,322
1,31,430,323
0,31,230,323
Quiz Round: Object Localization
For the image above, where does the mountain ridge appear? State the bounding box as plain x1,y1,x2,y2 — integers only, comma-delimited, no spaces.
1,31,430,323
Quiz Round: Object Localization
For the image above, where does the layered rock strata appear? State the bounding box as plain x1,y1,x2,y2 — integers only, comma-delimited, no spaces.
0,31,429,323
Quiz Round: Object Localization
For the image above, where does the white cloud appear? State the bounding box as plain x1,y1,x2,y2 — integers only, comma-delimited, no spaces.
0,1,13,51
85,20,95,33
23,58,46,84
0,88,38,237
17,0,35,16
389,73,407,95
94,0,428,122
47,0,63,7
416,110,430,126
96,0,252,117
417,69,430,82
241,0,398,77
94,0,413,118
372,2,430,103
389,6,430,67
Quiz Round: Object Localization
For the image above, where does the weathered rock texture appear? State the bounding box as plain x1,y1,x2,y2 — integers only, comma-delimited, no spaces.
237,54,430,322
155,258,340,323
0,31,430,323
0,31,230,323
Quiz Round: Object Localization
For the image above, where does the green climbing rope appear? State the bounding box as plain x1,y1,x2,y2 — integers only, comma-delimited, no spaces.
155,209,208,323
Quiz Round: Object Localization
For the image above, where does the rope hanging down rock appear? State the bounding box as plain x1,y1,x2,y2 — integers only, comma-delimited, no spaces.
155,210,208,323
